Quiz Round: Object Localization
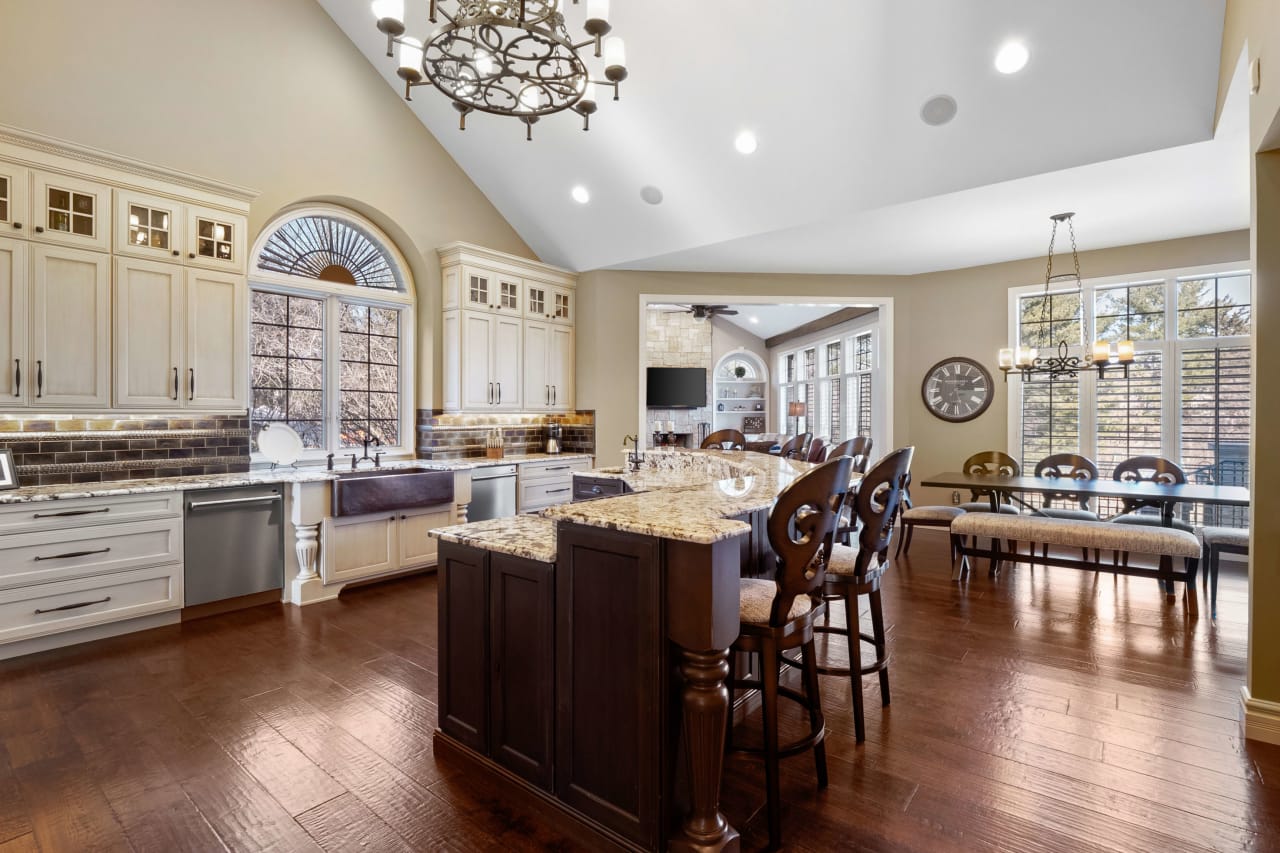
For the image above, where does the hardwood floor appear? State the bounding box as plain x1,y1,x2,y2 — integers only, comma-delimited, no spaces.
1,531,1277,852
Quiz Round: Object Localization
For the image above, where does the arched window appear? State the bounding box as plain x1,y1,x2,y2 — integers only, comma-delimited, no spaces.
248,206,415,458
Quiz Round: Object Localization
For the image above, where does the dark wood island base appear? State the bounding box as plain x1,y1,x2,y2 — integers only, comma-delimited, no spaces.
436,519,765,852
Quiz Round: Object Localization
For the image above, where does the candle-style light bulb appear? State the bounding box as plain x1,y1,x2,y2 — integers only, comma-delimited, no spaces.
519,86,541,113
998,348,1014,369
1092,341,1112,364
1117,340,1135,362
587,0,609,23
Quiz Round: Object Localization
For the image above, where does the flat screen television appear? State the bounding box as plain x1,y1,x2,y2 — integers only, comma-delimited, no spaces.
646,367,707,408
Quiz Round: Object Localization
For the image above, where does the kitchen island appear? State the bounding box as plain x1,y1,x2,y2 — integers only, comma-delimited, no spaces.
430,451,826,853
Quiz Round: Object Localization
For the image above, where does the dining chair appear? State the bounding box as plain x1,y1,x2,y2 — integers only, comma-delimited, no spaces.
1108,456,1196,580
827,436,872,473
805,436,827,463
894,472,966,559
700,428,746,450
1033,453,1101,563
725,454,855,850
957,451,1022,514
1201,526,1248,618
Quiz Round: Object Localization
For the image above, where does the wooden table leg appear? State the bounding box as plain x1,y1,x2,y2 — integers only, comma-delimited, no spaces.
670,647,740,853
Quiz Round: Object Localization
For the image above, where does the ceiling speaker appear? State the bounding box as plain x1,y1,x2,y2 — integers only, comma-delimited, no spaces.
920,95,958,126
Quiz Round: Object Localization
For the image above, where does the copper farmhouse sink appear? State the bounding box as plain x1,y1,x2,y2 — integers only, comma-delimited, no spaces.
331,469,454,517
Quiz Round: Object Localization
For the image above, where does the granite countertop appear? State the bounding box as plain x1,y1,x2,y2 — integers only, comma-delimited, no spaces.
430,514,558,563
0,452,597,504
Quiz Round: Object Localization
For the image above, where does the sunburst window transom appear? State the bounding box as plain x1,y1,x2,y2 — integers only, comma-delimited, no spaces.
256,214,402,289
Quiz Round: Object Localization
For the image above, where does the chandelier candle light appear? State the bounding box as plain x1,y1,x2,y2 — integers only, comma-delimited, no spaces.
998,212,1135,382
371,0,628,140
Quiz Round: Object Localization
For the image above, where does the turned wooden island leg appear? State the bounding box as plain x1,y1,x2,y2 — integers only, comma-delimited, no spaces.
671,647,739,853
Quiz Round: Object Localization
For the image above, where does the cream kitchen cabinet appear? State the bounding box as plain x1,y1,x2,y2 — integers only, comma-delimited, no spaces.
439,243,576,413
113,259,246,410
454,310,522,411
30,244,111,408
321,504,454,585
113,189,185,263
523,320,575,411
31,169,112,252
0,236,27,406
184,204,247,273
0,161,29,236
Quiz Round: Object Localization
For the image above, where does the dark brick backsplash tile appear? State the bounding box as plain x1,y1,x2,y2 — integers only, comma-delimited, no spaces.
142,449,170,461
71,471,102,484
114,450,143,461
37,474,71,486
54,452,86,464
100,440,129,451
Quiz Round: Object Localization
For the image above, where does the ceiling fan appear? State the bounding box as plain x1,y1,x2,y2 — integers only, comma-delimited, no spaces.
664,304,739,321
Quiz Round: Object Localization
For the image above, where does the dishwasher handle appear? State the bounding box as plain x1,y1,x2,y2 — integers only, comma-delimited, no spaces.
188,493,281,510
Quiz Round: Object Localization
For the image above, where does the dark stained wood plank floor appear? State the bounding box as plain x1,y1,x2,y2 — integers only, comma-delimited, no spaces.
0,532,1277,851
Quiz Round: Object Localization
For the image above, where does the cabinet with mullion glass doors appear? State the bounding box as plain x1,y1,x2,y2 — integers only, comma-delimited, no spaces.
31,170,111,252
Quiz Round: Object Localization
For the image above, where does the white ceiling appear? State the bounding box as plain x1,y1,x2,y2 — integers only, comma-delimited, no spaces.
715,305,848,340
319,0,1240,275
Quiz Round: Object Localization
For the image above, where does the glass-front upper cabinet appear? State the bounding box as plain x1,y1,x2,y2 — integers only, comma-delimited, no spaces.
31,170,111,251
184,204,247,273
114,189,185,262
463,267,492,309
0,163,29,237
497,276,521,312
552,286,572,323
525,281,547,319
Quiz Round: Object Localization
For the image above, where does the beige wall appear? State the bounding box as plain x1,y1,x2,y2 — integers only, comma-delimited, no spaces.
578,231,1248,506
0,0,532,407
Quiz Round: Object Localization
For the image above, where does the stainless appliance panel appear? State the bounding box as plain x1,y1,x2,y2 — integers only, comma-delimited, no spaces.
184,485,285,606
470,464,517,522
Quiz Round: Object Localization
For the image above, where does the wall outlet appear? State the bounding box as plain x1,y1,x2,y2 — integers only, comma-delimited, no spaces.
951,490,962,505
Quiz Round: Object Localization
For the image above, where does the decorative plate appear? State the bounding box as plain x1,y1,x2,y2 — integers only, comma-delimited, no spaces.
257,423,304,466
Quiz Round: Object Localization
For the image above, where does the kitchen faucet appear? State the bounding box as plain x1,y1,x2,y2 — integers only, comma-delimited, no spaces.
623,434,644,472
352,434,382,469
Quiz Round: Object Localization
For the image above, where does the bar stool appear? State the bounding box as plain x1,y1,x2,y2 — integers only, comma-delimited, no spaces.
1201,526,1249,618
811,446,914,743
726,454,854,851
700,428,746,450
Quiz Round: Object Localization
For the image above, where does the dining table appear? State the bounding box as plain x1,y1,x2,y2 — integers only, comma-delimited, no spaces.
918,471,1250,527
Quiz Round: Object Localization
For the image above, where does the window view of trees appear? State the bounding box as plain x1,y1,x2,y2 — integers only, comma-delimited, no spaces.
1015,271,1251,527
251,293,325,449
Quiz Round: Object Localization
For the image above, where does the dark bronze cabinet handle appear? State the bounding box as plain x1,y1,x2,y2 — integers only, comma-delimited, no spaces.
545,466,571,471
33,507,109,519
173,367,179,400
36,596,111,614
171,250,179,256
34,547,111,562
12,222,20,229
34,225,44,233
35,360,42,398
488,382,493,404
188,368,195,401
547,487,570,494
188,252,195,259
13,358,19,397
552,385,557,406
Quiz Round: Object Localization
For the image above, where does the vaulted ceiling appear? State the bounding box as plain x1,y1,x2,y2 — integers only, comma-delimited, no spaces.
319,0,1244,274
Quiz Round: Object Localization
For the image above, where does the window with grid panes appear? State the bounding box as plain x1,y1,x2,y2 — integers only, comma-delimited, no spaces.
1010,269,1251,527
825,342,842,441
852,332,873,438
250,209,413,458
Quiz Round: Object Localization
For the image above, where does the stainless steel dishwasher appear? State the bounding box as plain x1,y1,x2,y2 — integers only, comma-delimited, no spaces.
184,485,285,606
469,464,517,521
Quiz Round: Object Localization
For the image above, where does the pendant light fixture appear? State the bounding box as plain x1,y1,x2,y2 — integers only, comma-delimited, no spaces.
371,0,628,140
999,213,1134,381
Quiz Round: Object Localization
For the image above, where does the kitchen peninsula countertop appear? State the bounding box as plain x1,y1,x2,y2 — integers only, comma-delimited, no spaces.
0,453,595,504
431,514,558,562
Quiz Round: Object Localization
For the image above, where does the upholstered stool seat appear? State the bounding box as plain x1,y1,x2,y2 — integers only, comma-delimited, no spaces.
958,501,1021,514
821,543,886,577
1201,526,1249,618
739,578,814,624
902,505,965,523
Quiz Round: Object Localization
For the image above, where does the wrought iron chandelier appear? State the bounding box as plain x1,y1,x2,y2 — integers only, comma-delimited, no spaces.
998,212,1135,382
371,0,628,140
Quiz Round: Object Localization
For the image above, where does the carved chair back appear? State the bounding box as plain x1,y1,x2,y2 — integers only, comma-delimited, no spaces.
805,437,827,463
700,429,746,451
1112,455,1187,513
765,454,855,626
962,450,1019,503
1034,453,1100,510
837,446,915,577
778,433,812,460
828,436,873,474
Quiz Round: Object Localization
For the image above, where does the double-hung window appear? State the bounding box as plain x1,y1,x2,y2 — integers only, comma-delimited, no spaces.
1009,266,1250,526
249,208,415,461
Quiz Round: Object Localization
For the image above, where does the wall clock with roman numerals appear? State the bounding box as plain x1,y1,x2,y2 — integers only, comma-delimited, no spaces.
921,357,994,423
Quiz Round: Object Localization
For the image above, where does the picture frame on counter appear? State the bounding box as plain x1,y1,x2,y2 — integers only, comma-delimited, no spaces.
0,449,18,490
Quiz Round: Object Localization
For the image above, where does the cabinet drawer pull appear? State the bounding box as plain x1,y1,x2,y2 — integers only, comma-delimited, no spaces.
34,547,111,562
173,367,179,400
12,222,21,230
546,487,570,494
544,466,571,472
188,368,195,401
35,596,111,614
35,360,42,398
188,494,280,509
13,358,19,397
34,225,44,233
33,507,110,519
496,382,501,404
552,385,557,406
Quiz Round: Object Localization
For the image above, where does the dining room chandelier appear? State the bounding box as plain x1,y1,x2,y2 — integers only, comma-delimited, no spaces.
371,0,628,140
998,212,1134,382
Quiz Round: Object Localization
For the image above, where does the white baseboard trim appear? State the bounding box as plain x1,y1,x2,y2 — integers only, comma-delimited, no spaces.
1241,686,1280,745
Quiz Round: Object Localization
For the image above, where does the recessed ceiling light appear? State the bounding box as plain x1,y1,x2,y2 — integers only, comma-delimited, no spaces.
749,316,759,324
571,185,590,204
920,95,958,126
640,185,664,205
734,130,758,155
995,40,1029,74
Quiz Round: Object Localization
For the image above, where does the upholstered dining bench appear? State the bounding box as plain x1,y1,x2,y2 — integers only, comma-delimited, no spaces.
950,513,1203,616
